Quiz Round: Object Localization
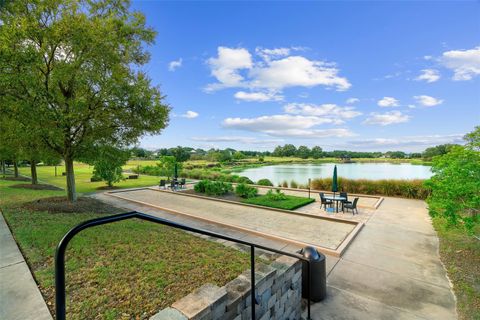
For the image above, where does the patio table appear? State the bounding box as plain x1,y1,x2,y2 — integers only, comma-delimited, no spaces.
323,196,346,213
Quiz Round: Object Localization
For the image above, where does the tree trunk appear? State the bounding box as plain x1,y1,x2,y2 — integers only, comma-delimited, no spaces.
1,160,5,177
13,161,19,178
30,160,38,185
65,155,77,202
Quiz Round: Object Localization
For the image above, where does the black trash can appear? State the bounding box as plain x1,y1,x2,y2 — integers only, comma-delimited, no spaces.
300,246,326,302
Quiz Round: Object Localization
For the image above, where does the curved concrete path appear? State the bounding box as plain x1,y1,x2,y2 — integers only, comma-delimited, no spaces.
310,197,457,320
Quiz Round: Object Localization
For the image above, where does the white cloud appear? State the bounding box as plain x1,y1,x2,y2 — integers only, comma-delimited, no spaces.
222,114,355,139
440,46,480,80
346,98,359,104
377,97,400,107
363,111,410,126
168,58,183,71
206,47,253,91
283,103,362,119
234,91,283,102
349,134,464,149
191,136,283,144
206,46,350,93
414,95,443,107
178,111,199,119
250,56,351,91
415,69,440,83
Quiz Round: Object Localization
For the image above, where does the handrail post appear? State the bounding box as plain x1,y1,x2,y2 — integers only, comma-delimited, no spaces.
250,245,256,320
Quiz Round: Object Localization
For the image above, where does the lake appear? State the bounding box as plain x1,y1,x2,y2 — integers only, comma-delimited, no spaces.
238,163,432,185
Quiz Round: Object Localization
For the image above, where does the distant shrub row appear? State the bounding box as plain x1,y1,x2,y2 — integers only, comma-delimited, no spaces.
309,177,430,199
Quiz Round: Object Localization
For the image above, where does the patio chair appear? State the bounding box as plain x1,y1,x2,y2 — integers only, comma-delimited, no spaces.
170,180,177,191
319,192,333,210
339,192,348,212
343,197,359,215
159,179,166,189
179,178,186,189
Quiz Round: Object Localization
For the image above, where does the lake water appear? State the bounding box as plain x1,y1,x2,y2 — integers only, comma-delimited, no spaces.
238,163,432,185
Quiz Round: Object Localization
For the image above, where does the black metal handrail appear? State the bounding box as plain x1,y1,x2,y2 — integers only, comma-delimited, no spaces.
55,211,312,320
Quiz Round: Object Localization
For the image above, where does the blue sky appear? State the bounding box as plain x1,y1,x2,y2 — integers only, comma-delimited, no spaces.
132,1,480,152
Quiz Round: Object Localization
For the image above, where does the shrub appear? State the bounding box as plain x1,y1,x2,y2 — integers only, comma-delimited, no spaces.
194,180,232,196
265,189,287,201
281,180,288,188
310,177,430,199
290,180,298,188
237,176,254,184
257,178,274,186
235,183,258,198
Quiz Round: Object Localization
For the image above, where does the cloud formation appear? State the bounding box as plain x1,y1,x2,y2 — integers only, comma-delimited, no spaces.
234,90,283,102
377,97,400,107
415,69,440,83
191,136,283,144
440,46,480,80
168,58,183,71
363,111,410,126
283,103,362,120
349,134,464,149
414,95,443,107
178,110,199,119
206,46,351,94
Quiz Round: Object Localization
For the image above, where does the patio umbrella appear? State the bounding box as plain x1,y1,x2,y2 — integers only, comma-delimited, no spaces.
174,162,178,180
332,165,338,198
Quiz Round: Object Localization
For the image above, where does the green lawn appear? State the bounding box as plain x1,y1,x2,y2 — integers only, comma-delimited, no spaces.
243,194,315,210
0,178,250,319
18,163,162,194
432,217,480,320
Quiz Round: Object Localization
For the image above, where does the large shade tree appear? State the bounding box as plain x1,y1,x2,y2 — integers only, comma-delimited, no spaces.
0,0,169,201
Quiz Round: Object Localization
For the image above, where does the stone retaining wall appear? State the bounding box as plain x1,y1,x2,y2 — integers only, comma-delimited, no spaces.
150,255,303,320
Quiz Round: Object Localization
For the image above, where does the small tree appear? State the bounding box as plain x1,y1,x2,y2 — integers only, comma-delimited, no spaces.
297,146,311,159
311,146,323,159
157,156,180,181
88,147,130,187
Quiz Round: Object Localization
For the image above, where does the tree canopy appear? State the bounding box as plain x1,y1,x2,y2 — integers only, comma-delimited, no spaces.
0,0,170,201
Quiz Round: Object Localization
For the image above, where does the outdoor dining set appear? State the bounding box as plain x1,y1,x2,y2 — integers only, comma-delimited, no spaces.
159,178,186,191
320,192,359,215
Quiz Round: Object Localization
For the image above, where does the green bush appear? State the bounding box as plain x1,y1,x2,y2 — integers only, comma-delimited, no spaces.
237,176,254,184
290,180,298,188
257,178,274,186
265,189,287,201
194,180,233,196
310,177,430,199
235,183,258,198
281,180,288,188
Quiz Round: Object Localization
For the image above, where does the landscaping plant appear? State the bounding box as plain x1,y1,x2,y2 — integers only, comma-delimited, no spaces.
235,183,258,198
257,178,274,186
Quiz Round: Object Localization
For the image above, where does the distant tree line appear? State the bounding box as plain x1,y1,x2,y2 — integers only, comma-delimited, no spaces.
128,142,461,162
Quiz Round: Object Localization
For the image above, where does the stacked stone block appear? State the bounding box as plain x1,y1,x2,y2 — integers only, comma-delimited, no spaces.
150,255,303,320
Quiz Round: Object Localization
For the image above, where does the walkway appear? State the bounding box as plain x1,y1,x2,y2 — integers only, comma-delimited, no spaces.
310,197,457,319
93,190,457,319
0,213,52,320
102,188,357,252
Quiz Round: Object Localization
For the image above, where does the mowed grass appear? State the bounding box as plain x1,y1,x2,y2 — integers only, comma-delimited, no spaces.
243,194,315,210
18,163,162,194
0,179,250,319
432,217,480,320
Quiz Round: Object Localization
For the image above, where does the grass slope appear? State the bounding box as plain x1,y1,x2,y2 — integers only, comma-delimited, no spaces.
18,163,161,194
243,194,315,210
0,179,250,319
432,217,480,320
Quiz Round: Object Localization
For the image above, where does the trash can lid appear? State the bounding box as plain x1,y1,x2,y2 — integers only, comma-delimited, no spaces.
301,246,321,260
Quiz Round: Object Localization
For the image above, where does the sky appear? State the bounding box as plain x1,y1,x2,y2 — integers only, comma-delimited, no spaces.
132,1,480,152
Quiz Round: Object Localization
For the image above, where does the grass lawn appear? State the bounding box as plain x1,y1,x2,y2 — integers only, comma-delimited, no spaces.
0,178,250,319
18,163,162,194
432,217,480,320
243,194,315,210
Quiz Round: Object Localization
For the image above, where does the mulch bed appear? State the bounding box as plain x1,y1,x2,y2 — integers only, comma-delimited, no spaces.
9,183,62,191
2,176,31,182
21,196,122,214
96,185,122,190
